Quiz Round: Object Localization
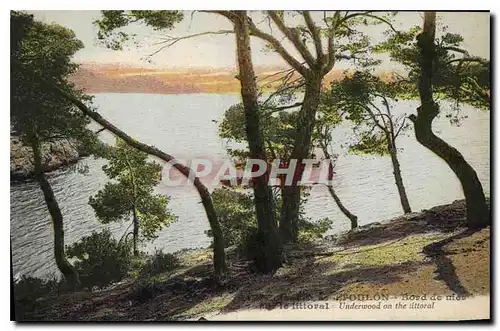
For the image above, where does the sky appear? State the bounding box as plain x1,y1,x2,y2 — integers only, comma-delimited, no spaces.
30,11,490,70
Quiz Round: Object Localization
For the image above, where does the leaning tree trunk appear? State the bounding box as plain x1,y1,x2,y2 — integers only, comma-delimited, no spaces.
132,208,139,256
327,186,358,229
36,76,228,277
387,137,412,214
32,140,80,287
409,12,489,229
322,148,358,229
279,75,323,244
234,10,283,273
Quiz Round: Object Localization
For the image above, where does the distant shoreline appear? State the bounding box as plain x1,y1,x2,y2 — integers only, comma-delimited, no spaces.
82,90,242,95
71,62,394,95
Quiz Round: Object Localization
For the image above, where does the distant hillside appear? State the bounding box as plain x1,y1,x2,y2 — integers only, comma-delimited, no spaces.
70,63,361,95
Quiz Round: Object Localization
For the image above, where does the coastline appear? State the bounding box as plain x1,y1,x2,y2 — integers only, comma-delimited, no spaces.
10,136,89,181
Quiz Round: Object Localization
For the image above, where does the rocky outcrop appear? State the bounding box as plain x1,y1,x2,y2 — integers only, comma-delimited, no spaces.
10,136,87,181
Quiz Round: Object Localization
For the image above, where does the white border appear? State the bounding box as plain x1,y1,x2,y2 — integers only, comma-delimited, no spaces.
4,1,496,10
2,1,497,330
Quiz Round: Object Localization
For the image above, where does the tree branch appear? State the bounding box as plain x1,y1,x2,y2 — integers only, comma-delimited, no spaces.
368,101,391,129
148,29,233,57
362,104,389,134
257,67,296,83
95,127,106,134
443,46,469,56
259,67,296,88
323,11,341,75
446,57,489,66
202,10,309,76
261,78,305,106
339,11,398,33
32,74,204,187
267,11,316,69
303,11,324,61
338,11,372,25
265,102,303,114
394,117,407,138
241,16,309,76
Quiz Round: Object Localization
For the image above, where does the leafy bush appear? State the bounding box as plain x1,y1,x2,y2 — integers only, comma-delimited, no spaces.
209,187,333,253
14,275,62,302
136,249,180,279
208,187,257,248
13,275,69,319
297,218,334,244
66,229,132,289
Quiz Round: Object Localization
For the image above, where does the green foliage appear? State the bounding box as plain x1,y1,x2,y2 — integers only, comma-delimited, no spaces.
320,11,398,67
11,11,97,148
94,10,184,50
66,230,132,289
209,187,331,250
375,24,490,111
13,275,71,319
297,218,334,244
348,131,389,156
208,187,257,248
89,138,177,243
134,250,180,279
14,275,67,302
220,101,301,163
327,71,400,121
373,26,421,68
219,104,248,144
323,70,408,157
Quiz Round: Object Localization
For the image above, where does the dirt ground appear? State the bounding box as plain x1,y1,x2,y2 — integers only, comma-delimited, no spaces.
15,200,490,321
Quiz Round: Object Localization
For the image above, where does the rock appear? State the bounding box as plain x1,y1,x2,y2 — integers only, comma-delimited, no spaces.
10,136,87,181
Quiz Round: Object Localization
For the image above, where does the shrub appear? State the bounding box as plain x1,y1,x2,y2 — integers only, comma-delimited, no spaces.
210,187,333,248
137,249,180,279
208,187,257,248
13,275,68,319
297,217,334,244
66,229,132,289
14,275,61,302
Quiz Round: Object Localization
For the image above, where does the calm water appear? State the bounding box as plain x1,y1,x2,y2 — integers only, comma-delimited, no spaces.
10,93,490,279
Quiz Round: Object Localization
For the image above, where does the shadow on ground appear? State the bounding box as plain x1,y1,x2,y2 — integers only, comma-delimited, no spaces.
15,200,490,321
333,200,469,248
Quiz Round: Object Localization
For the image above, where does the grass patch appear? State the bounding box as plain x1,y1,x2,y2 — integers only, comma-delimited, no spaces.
183,293,236,317
176,249,213,267
318,232,452,272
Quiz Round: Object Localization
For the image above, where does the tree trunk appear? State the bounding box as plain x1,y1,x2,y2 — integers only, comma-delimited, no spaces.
132,208,139,256
387,137,412,214
32,140,80,287
410,12,489,229
124,153,140,256
279,76,323,244
234,10,283,273
195,179,228,275
411,112,489,228
322,147,358,229
37,77,228,277
326,186,358,229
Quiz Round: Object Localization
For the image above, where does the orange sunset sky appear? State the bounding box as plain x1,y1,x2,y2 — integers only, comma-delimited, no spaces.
29,11,490,93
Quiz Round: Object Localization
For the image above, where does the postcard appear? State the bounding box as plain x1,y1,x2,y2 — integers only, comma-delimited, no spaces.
11,9,490,322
